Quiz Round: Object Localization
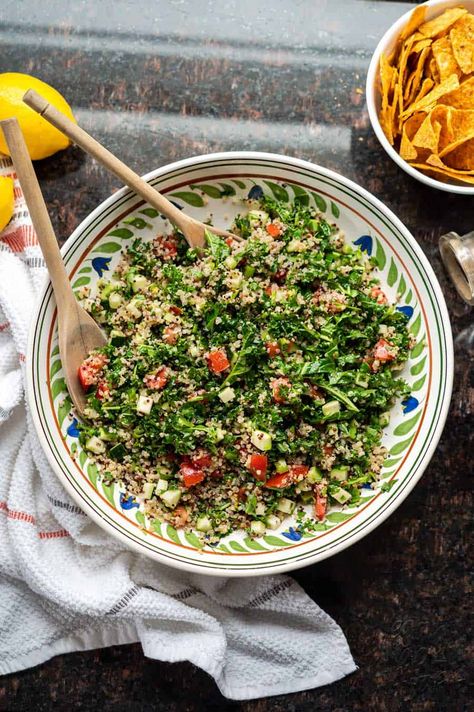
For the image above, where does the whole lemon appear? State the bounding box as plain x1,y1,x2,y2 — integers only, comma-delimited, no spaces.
0,176,14,233
0,73,76,160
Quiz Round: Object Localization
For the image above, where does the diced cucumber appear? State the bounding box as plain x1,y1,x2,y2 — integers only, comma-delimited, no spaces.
196,515,212,532
228,272,243,290
322,400,341,417
250,520,266,536
300,491,314,504
136,394,153,415
275,459,288,473
156,465,173,479
214,427,226,442
308,219,319,231
330,466,349,481
155,479,169,494
255,502,266,516
110,329,126,346
296,480,311,492
224,255,238,269
85,436,105,454
355,373,369,388
108,443,126,460
218,386,235,403
83,406,99,420
307,466,322,483
126,299,142,318
250,429,272,451
98,427,116,442
142,482,155,500
244,265,255,278
248,209,269,224
287,239,305,252
266,514,281,530
131,274,149,293
108,292,123,310
276,498,295,514
331,486,352,504
379,411,390,427
160,488,182,509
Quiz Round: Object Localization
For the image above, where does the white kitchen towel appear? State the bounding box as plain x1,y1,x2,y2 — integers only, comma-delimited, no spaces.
0,156,356,700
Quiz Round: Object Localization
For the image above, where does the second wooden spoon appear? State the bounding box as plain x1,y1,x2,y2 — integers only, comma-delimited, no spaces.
23,89,237,249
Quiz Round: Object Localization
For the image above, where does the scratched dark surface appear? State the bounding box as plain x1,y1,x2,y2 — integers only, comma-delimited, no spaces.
0,1,473,710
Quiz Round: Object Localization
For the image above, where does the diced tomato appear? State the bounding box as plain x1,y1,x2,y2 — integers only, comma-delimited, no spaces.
373,338,396,362
265,464,309,489
225,237,234,247
285,340,297,353
77,352,108,391
210,469,223,479
271,377,291,404
248,453,268,481
96,380,110,400
274,269,287,284
313,485,327,521
265,471,294,488
174,506,189,527
265,341,281,358
207,349,230,374
370,286,388,304
163,325,179,345
266,223,281,237
323,444,334,456
192,451,213,468
162,238,178,259
289,464,309,477
144,366,168,389
180,463,205,488
265,283,278,296
169,305,182,315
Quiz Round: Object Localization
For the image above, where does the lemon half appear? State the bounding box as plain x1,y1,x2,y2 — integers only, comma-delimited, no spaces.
0,73,76,160
0,176,14,233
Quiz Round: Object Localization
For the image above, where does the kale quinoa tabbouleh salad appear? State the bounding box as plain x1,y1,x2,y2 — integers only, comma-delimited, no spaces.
76,195,414,544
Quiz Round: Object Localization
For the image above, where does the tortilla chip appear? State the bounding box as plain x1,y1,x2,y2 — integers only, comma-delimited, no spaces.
418,7,468,38
412,112,441,152
427,55,441,83
411,162,474,184
450,14,474,74
413,78,435,105
401,74,459,118
400,124,419,160
404,113,427,140
440,76,474,109
432,35,462,81
430,104,455,150
400,6,427,42
442,136,474,170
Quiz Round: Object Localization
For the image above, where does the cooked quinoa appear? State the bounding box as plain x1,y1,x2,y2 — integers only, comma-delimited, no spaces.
78,197,412,544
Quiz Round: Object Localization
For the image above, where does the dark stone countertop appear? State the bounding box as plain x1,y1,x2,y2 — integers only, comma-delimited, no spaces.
0,1,472,710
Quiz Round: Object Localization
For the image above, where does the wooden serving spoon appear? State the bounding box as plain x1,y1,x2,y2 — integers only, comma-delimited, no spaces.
23,89,238,249
0,117,107,416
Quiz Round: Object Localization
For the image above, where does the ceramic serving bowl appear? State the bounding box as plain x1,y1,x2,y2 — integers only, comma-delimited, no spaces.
27,151,453,576
366,0,474,195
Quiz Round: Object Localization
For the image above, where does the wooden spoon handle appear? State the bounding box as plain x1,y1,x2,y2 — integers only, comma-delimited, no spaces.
0,117,75,307
23,89,190,234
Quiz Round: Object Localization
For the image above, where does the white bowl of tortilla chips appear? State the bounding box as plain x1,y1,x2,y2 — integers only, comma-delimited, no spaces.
366,0,474,193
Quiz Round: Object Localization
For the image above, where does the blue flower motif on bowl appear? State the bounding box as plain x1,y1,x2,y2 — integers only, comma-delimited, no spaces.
120,493,139,510
402,396,419,414
353,235,373,255
282,526,302,542
91,256,111,277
